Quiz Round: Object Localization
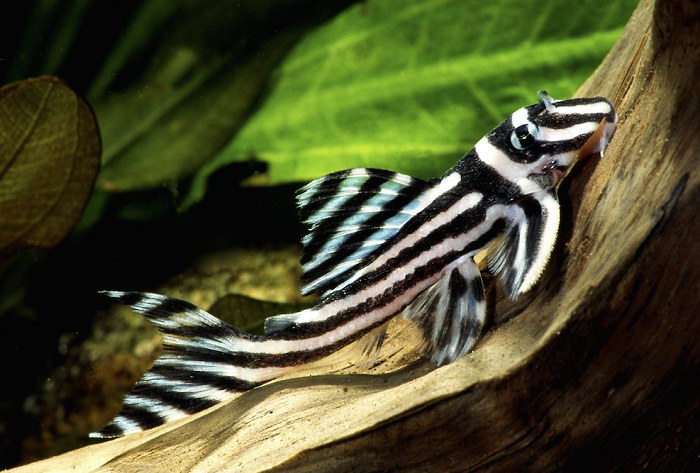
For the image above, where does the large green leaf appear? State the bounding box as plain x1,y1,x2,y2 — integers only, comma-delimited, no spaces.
92,0,357,192
186,0,636,204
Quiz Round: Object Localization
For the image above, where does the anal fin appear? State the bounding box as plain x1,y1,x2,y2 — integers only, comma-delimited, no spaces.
355,323,389,369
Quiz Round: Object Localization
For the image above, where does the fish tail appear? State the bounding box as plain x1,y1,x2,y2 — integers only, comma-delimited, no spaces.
90,291,272,438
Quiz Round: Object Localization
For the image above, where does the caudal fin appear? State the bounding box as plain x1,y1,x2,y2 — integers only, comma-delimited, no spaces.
90,291,265,438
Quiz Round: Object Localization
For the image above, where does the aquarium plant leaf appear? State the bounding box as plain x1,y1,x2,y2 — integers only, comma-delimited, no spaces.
94,0,357,192
0,77,100,256
185,0,636,205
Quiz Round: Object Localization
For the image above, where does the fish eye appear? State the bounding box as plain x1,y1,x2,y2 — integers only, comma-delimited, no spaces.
511,123,538,150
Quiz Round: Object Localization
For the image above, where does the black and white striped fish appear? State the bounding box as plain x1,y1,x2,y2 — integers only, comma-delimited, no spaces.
91,91,616,438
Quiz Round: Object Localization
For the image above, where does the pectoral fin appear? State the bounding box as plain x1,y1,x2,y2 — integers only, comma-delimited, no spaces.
488,191,560,298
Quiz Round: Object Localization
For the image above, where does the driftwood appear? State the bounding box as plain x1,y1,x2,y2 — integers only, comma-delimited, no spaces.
12,0,700,471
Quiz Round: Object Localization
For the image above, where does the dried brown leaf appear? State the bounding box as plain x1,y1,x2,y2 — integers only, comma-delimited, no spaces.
0,77,100,256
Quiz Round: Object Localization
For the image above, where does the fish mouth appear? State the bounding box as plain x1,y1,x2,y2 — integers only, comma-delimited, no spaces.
548,164,569,183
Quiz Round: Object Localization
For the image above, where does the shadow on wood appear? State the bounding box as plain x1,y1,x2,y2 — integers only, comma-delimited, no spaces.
12,0,700,471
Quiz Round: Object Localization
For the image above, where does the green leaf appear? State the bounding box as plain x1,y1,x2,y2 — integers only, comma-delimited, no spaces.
0,77,100,258
93,1,358,192
185,0,636,204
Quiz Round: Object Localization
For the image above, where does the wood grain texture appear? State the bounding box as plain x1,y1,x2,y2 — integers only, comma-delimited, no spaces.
11,0,700,471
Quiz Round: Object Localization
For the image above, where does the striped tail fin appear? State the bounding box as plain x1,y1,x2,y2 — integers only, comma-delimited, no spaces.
90,291,273,438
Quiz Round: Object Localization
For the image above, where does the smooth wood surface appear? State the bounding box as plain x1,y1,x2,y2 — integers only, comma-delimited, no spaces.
10,0,700,471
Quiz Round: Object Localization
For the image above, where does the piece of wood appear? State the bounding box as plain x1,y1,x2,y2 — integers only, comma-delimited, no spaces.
11,0,700,470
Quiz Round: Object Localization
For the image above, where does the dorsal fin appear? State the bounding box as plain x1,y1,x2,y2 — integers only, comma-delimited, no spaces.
400,259,486,366
297,168,430,296
488,191,560,298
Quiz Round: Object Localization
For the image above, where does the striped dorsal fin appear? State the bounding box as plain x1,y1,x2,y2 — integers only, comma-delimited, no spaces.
297,168,431,297
400,259,486,366
488,191,560,298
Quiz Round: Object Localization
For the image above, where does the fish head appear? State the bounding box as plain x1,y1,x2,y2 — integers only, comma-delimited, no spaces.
477,91,617,193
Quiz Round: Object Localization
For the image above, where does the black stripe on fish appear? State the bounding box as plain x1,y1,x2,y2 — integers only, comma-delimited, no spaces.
128,381,220,414
534,112,608,129
148,365,262,392
538,134,595,155
112,405,165,432
450,151,522,200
